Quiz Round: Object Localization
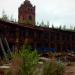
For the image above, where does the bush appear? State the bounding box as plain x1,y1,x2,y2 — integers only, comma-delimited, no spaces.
43,61,65,75
11,46,39,75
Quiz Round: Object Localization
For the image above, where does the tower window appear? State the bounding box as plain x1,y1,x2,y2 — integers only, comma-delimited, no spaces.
29,15,32,20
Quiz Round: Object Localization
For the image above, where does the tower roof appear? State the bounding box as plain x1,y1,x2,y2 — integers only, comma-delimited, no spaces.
25,0,29,2
24,0,33,7
25,0,28,1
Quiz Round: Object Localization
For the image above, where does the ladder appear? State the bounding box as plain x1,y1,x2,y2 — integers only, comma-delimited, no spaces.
0,37,12,61
2,37,12,57
0,37,8,62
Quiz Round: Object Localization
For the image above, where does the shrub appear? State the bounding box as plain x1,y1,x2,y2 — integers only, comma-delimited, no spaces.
11,46,39,75
43,61,65,75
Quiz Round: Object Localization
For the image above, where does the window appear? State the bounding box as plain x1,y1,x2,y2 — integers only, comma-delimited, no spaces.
29,15,32,20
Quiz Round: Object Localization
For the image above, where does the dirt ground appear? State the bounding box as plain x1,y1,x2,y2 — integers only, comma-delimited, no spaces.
64,62,75,75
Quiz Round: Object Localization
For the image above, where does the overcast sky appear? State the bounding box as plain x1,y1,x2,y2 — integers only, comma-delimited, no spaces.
0,0,75,28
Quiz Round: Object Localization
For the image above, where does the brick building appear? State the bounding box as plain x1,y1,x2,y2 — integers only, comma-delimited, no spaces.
18,0,35,26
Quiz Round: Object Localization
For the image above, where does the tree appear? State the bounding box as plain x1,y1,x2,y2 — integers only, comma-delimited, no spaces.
74,27,75,30
70,25,73,30
52,24,54,28
40,21,45,27
36,21,39,26
10,15,14,22
59,25,62,30
1,10,9,21
46,21,49,27
63,25,66,30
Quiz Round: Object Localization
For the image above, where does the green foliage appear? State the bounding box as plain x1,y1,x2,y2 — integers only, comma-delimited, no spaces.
5,45,65,75
12,46,39,75
1,10,9,21
43,61,65,75
56,63,65,75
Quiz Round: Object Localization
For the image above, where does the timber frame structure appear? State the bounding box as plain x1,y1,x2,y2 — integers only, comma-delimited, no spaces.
0,19,75,53
0,0,75,57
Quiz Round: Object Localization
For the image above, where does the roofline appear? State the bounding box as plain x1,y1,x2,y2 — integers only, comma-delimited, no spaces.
0,19,75,33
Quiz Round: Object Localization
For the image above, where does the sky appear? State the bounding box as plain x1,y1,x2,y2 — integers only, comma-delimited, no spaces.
0,0,75,28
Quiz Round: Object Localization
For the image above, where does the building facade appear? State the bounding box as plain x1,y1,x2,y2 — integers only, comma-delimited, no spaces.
18,0,35,26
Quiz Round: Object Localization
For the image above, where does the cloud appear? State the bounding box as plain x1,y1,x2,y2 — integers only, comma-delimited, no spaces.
35,0,75,27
